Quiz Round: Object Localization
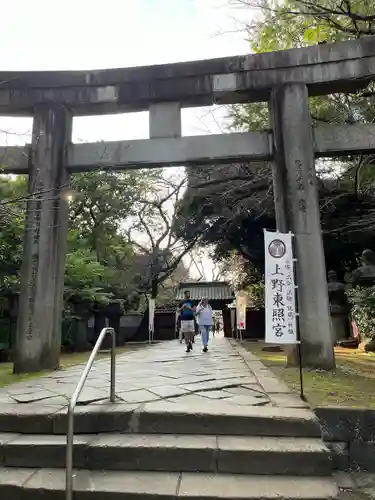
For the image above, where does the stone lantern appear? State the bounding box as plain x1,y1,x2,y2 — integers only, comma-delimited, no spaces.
327,270,349,342
349,249,375,351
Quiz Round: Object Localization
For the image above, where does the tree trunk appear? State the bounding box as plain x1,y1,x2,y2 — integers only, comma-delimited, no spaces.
151,279,158,300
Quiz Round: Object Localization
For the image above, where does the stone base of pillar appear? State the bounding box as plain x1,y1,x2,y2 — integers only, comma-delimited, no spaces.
286,342,335,371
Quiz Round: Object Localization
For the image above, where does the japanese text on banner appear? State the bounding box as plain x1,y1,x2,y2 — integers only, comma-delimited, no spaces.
264,230,297,344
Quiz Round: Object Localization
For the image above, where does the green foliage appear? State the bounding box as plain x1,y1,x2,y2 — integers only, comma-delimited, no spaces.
67,168,188,303
230,0,375,133
69,169,161,255
0,173,145,307
229,103,269,132
249,0,353,54
64,248,112,306
218,252,265,308
347,286,375,341
0,167,189,319
0,176,27,294
247,282,265,310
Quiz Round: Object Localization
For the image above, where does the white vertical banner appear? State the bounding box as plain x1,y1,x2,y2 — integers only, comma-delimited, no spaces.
264,230,297,344
236,292,247,331
148,298,155,344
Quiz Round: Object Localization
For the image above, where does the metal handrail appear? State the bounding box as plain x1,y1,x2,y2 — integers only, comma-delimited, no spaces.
65,327,116,500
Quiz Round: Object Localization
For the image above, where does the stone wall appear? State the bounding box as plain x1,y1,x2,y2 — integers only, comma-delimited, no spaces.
244,309,265,340
119,314,143,342
224,309,265,339
315,407,375,472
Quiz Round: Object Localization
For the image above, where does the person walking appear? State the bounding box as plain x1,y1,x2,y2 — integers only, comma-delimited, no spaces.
177,313,183,343
196,297,213,353
179,290,195,352
212,317,219,337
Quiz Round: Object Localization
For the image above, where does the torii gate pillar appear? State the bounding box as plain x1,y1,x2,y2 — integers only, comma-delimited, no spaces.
270,83,335,369
14,103,72,373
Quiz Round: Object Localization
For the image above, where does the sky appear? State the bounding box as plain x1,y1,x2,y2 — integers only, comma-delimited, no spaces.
0,0,256,279
0,0,254,143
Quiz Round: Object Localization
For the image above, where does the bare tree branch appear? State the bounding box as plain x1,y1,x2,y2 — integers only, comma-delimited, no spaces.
125,173,197,295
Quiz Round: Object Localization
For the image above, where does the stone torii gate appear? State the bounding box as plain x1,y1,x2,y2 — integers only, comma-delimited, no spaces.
1,38,375,373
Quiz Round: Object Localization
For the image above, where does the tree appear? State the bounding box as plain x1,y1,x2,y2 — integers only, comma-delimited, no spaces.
230,0,375,132
67,168,178,311
155,259,191,308
126,173,197,299
219,251,265,309
228,0,375,279
0,173,141,305
174,0,375,370
177,0,375,281
176,162,275,278
186,248,224,282
69,169,158,260
0,169,159,357
233,0,375,49
64,246,112,306
0,176,26,294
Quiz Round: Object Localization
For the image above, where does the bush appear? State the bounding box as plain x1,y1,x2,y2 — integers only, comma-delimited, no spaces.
346,285,375,341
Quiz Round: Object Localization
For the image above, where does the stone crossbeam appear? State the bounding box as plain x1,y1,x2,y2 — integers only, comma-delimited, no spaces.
69,132,271,171
2,123,375,174
0,132,271,173
0,38,374,115
0,145,29,173
314,124,375,157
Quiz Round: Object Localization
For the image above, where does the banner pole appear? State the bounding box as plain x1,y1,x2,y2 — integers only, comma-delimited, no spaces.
291,232,306,402
148,295,153,345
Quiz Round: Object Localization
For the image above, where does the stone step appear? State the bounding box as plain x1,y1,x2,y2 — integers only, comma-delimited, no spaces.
0,433,332,476
0,401,322,437
0,468,340,499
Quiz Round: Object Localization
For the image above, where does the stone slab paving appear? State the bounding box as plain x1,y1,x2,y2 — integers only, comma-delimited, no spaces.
0,337,306,412
334,472,375,500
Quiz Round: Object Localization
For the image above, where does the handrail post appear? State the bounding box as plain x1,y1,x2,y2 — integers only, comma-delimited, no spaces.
66,405,74,500
110,327,116,403
65,327,116,500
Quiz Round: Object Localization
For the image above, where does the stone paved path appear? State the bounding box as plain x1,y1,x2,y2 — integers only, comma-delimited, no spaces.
0,337,307,411
335,472,375,500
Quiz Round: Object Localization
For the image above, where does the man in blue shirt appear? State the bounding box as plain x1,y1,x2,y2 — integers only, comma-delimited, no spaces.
179,290,195,352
